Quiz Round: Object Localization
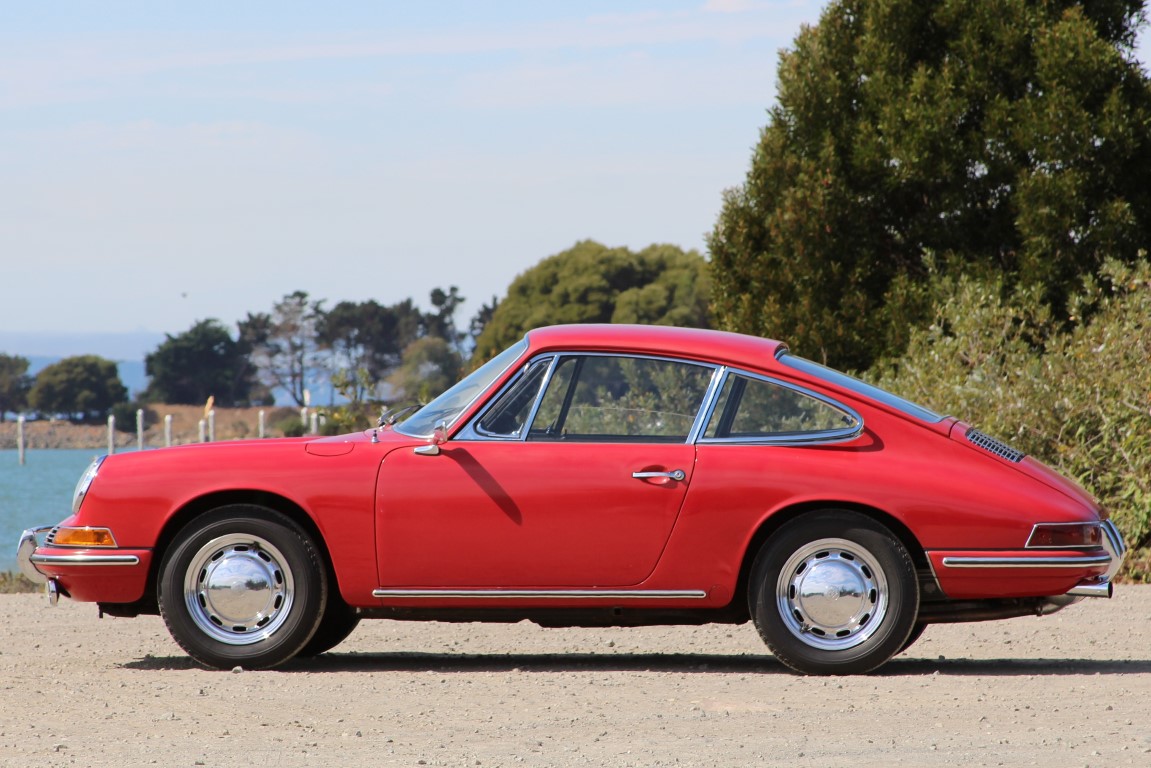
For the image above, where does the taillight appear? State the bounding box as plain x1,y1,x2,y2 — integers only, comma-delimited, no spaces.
1026,523,1103,549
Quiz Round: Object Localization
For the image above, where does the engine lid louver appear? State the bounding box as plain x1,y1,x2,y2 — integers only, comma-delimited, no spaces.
966,429,1025,463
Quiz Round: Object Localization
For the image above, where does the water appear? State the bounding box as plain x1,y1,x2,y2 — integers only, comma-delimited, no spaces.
0,449,104,573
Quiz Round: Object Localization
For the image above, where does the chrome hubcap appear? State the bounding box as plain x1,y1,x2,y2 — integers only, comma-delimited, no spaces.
183,534,295,646
776,537,888,651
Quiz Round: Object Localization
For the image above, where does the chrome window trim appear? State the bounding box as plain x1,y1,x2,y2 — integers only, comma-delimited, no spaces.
686,365,728,444
460,355,557,442
463,351,719,445
520,355,561,439
696,368,864,446
373,588,708,600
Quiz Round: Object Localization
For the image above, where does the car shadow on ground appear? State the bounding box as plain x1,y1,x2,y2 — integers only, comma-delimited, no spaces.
120,652,1151,676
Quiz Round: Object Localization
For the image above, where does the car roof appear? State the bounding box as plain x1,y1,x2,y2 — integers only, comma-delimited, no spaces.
523,324,788,372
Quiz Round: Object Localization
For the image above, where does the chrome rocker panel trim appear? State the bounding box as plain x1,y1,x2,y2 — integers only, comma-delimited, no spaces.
373,589,708,600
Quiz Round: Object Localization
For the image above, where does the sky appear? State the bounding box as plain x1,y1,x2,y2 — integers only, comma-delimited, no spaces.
3,1,1150,361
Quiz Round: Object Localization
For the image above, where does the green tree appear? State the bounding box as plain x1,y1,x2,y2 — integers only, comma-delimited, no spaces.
318,298,425,397
468,296,500,350
28,355,128,423
144,319,255,406
0,353,31,421
425,286,466,354
387,336,462,404
709,0,1151,370
472,240,711,363
240,291,326,407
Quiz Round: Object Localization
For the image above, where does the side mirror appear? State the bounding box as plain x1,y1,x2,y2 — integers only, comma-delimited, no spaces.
414,421,448,456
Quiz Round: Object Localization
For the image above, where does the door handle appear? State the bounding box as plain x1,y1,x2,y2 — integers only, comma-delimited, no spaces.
631,469,686,482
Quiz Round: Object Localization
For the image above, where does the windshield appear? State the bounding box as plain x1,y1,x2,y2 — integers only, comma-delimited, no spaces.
396,339,529,437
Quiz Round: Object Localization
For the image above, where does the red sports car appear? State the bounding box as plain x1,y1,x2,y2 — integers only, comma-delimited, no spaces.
17,325,1126,674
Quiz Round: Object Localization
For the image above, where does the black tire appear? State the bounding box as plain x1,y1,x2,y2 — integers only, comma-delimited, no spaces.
749,510,919,675
900,623,928,654
297,597,360,657
157,505,327,670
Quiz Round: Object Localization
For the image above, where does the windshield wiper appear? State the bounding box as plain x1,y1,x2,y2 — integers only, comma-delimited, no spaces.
378,403,423,427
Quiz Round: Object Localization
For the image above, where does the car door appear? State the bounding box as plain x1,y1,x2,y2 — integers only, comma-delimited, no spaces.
376,353,717,588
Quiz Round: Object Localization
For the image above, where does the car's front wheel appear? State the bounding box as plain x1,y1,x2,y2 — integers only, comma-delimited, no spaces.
158,505,327,670
297,597,360,657
749,510,919,675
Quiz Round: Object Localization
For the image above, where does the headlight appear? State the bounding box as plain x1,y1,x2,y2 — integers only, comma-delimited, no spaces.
72,456,106,515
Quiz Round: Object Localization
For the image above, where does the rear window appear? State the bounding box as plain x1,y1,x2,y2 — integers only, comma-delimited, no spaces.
777,353,945,424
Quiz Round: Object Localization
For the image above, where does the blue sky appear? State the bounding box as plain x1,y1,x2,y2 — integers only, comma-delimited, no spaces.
2,2,1149,360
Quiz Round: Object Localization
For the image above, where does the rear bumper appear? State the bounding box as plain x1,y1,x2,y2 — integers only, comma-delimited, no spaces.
929,520,1127,600
16,526,151,604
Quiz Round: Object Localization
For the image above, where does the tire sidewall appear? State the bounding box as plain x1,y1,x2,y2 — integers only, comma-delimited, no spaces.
158,505,327,670
750,510,918,675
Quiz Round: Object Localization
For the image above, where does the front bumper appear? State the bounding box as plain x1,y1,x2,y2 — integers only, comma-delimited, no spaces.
16,526,151,604
16,527,52,584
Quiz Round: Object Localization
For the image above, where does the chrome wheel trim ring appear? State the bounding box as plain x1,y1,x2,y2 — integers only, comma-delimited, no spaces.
775,537,889,651
182,533,295,646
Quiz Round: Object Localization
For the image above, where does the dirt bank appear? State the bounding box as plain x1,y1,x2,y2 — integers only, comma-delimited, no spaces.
1,587,1149,767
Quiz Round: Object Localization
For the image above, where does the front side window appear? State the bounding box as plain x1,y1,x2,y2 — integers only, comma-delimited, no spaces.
397,339,528,437
474,358,552,438
704,373,860,442
528,355,714,442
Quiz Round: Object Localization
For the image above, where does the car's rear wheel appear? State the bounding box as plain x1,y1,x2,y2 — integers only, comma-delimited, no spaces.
749,510,919,675
158,505,327,670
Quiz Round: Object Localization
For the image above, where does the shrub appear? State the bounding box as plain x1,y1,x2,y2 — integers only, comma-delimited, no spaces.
872,258,1151,577
110,402,159,433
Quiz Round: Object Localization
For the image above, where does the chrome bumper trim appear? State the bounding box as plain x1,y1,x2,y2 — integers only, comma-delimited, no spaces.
16,527,52,584
1065,520,1128,599
940,521,1128,599
18,525,142,585
373,589,708,600
940,554,1112,569
29,553,141,567
1100,519,1128,581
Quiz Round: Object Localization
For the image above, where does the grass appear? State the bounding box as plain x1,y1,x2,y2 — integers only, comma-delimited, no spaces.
0,571,41,594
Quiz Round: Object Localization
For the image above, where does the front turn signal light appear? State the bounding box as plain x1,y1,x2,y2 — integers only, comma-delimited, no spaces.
52,527,118,548
1026,522,1103,549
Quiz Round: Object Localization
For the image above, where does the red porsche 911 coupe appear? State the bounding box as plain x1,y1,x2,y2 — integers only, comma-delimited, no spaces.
18,324,1126,674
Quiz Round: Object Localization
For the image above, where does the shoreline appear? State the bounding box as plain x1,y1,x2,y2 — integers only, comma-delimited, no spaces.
0,404,303,450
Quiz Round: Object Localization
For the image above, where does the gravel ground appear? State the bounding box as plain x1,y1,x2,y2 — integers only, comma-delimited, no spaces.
2,587,1149,767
